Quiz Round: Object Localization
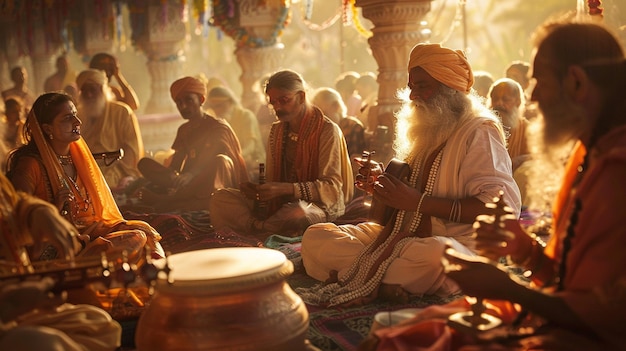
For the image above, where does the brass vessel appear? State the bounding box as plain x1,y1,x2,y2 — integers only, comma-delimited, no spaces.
135,247,309,351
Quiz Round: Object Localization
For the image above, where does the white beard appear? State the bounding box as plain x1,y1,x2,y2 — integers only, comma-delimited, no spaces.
496,105,522,130
522,96,585,213
79,95,107,121
395,85,471,161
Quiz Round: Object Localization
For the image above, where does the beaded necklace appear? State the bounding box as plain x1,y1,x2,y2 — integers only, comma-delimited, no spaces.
298,147,444,306
556,157,587,291
58,154,73,166
57,155,93,224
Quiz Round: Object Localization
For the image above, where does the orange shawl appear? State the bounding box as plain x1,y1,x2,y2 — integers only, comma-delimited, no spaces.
26,112,163,257
268,105,325,213
270,105,325,182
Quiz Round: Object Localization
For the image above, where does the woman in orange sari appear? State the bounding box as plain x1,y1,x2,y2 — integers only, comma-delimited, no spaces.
6,92,164,263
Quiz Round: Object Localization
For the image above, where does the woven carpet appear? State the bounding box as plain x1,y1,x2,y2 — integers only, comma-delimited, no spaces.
117,210,459,351
286,265,458,351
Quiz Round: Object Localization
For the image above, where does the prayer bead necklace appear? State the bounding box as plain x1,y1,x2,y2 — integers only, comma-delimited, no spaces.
298,148,443,306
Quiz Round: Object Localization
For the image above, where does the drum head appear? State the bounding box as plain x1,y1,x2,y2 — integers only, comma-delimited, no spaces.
155,247,293,295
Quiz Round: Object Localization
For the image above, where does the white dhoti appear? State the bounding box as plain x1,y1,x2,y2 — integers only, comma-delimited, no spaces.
301,222,475,296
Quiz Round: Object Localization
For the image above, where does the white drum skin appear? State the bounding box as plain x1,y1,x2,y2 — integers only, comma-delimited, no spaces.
135,247,309,351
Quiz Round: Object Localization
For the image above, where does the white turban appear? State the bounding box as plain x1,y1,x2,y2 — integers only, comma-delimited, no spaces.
408,43,474,94
76,69,107,88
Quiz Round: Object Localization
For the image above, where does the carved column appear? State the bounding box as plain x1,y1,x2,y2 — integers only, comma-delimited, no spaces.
72,1,115,63
29,20,58,96
213,0,288,112
140,4,186,114
235,43,284,112
355,0,432,129
0,20,23,89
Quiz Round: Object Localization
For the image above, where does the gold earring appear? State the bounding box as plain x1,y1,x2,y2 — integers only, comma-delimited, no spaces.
49,134,53,140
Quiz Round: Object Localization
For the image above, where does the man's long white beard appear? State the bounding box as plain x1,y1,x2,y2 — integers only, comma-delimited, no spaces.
497,105,522,130
79,94,107,121
522,97,585,212
394,86,471,162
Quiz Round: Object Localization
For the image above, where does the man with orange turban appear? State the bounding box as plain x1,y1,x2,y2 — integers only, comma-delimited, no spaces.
133,76,248,212
298,43,520,306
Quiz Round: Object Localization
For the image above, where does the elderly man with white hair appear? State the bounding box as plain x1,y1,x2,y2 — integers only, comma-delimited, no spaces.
75,69,144,188
298,43,521,307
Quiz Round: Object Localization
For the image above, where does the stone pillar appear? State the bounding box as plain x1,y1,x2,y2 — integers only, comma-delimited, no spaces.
141,4,186,114
0,23,24,89
235,43,284,112
73,1,115,62
29,21,59,96
355,0,432,129
216,0,288,112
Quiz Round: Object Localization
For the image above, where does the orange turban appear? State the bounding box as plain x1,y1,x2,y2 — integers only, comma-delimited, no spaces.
170,76,207,101
76,69,107,88
408,43,474,94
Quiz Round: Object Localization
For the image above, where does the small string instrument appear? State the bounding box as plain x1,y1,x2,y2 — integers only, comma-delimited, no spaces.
357,151,410,225
0,248,171,295
447,191,513,336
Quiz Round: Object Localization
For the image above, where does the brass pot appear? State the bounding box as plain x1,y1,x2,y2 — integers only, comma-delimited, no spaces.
135,247,309,351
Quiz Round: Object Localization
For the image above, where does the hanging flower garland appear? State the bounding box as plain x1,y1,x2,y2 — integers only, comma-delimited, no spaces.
302,5,341,32
210,0,290,48
347,0,372,38
191,0,209,35
587,0,603,17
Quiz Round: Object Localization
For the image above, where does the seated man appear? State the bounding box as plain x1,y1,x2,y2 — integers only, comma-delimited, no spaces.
366,20,626,351
1,66,35,113
206,86,266,180
488,77,531,171
2,97,26,149
43,54,77,96
210,70,354,239
297,43,521,307
135,76,248,213
89,53,140,111
311,87,366,159
75,69,144,189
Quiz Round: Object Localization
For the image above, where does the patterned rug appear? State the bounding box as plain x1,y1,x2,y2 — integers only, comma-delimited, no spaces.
287,267,459,351
118,211,459,351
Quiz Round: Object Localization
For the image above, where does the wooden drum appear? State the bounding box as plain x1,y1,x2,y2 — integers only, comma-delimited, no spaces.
134,247,309,351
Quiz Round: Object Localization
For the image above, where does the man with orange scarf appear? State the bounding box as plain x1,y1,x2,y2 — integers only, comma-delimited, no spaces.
366,20,626,351
210,69,353,238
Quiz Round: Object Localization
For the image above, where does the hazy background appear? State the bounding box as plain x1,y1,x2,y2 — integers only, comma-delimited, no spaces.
5,0,626,116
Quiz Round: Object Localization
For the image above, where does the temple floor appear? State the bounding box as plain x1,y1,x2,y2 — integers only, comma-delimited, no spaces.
105,207,457,351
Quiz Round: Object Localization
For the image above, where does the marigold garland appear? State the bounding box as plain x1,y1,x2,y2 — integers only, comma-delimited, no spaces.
349,0,372,38
210,0,290,48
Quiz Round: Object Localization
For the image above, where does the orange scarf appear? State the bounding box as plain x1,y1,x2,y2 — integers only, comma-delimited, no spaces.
270,105,324,182
27,110,125,227
545,141,586,261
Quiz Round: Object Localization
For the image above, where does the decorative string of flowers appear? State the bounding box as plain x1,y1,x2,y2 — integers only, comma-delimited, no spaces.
346,0,372,38
301,6,341,32
210,0,291,48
